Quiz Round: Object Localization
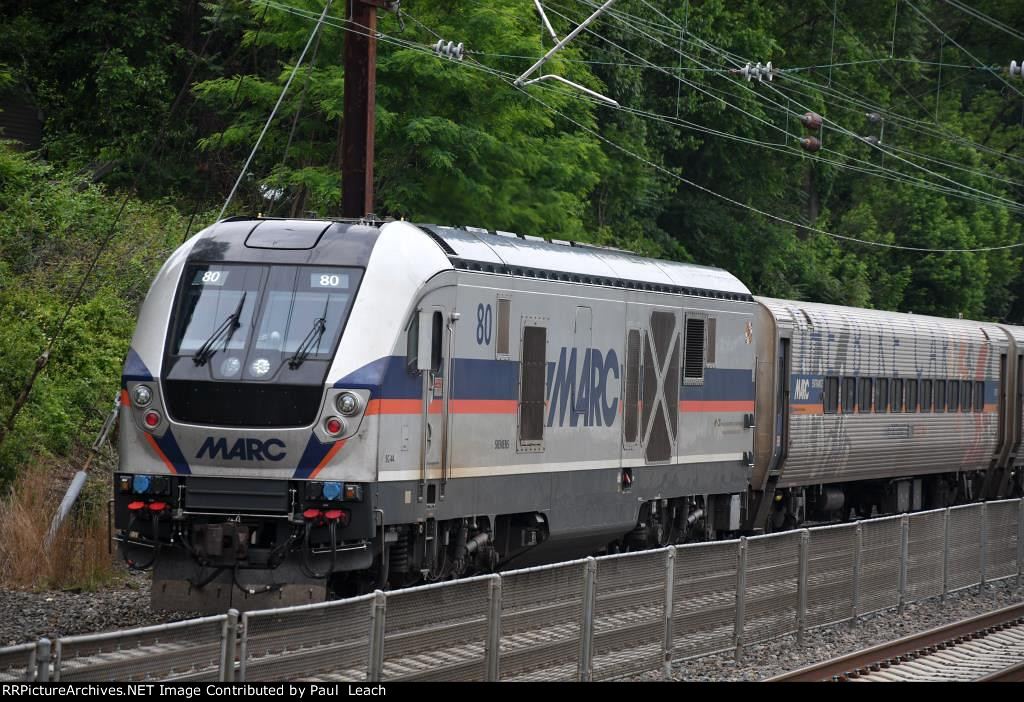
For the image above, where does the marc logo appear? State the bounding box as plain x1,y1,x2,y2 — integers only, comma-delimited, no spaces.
196,437,287,461
794,378,811,401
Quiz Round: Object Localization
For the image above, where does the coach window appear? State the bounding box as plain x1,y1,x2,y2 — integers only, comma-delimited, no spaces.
935,380,946,412
892,379,904,413
948,380,959,412
858,377,873,413
842,377,856,413
519,325,547,443
823,376,839,414
921,379,932,412
974,382,984,412
876,378,889,413
906,379,918,413
961,381,972,412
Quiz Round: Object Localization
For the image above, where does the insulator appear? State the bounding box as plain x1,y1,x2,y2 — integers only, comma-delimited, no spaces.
861,135,880,146
865,111,883,123
763,61,774,82
800,111,823,130
433,39,465,61
800,136,821,153
1011,60,1022,78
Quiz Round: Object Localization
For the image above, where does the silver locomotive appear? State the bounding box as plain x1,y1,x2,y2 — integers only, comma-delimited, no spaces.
114,218,1023,611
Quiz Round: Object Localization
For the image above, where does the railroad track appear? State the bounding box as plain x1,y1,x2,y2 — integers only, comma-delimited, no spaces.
767,602,1024,682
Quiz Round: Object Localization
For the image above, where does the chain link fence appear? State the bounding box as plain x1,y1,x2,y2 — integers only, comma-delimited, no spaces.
8,499,1023,681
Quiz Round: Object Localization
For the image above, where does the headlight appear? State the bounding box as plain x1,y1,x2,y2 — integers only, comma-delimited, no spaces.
336,392,360,416
132,384,153,407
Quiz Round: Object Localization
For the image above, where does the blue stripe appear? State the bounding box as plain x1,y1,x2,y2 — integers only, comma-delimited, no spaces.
452,358,519,400
681,367,754,401
121,347,154,386
154,430,191,475
292,434,334,479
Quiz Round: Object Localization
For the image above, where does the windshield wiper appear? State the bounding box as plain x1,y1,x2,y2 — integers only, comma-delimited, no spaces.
193,292,247,366
288,299,330,370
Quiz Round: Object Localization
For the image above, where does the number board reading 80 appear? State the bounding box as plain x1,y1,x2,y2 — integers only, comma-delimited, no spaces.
192,270,229,286
311,272,349,288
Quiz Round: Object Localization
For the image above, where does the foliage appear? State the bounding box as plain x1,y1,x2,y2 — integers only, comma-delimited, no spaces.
0,145,200,481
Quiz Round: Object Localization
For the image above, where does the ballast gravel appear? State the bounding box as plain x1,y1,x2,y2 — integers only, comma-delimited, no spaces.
632,578,1024,681
0,568,199,647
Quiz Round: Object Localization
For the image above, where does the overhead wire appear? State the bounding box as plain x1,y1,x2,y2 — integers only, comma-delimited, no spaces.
939,0,1024,44
594,0,1024,168
552,0,1024,213
219,0,335,219
256,0,1024,252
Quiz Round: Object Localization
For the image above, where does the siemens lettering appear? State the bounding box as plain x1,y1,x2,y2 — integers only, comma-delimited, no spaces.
196,437,287,461
546,347,619,427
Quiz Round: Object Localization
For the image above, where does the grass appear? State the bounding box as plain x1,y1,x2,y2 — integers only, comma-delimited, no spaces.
0,457,117,590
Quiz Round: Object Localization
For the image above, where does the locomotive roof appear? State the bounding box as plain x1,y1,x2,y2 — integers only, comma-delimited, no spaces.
197,217,752,301
418,224,753,301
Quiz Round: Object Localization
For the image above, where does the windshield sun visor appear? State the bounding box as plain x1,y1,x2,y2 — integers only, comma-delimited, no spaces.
245,220,332,250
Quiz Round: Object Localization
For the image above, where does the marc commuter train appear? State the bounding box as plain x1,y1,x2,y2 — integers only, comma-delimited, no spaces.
113,217,1024,611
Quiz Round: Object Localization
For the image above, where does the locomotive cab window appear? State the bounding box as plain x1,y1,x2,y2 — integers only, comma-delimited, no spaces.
170,263,361,381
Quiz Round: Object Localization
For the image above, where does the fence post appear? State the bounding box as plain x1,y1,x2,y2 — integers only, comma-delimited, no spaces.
1018,499,1023,589
898,514,909,615
797,530,809,647
35,638,50,683
979,502,988,590
734,538,747,662
852,522,862,623
367,590,386,682
485,575,502,682
662,548,675,679
221,609,239,682
578,557,597,682
942,508,950,602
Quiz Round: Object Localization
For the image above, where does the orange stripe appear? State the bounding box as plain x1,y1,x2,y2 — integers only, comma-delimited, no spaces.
792,404,824,416
449,400,518,414
679,400,754,413
366,398,518,415
308,440,345,480
120,389,130,406
143,433,178,474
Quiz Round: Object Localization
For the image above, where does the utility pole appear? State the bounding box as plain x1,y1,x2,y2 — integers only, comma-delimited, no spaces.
341,1,391,218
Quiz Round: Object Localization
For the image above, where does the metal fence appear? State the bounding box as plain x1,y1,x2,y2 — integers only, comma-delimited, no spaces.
8,499,1024,682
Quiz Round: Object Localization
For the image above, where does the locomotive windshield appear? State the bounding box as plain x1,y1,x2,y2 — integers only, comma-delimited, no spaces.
171,263,361,381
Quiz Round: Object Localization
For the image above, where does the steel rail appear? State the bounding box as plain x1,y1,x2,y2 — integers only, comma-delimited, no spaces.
767,602,1024,682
